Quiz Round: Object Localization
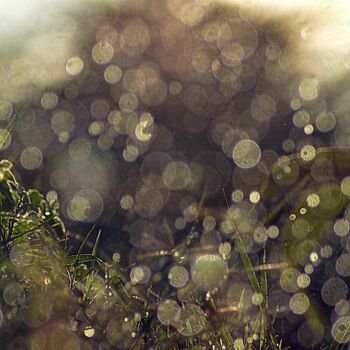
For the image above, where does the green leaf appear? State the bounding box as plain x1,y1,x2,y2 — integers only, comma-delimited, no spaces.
27,189,45,210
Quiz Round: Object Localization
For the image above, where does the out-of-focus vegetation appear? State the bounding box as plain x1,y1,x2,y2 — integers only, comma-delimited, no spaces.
0,156,292,350
2,148,350,349
2,0,350,349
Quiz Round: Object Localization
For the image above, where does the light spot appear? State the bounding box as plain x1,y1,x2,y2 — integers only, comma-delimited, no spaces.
233,139,261,169
66,56,84,76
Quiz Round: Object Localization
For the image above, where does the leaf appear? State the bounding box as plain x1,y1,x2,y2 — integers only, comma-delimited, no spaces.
9,216,55,243
27,189,45,210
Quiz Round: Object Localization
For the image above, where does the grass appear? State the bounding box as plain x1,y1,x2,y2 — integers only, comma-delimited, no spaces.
0,167,284,349
0,156,286,349
0,146,349,349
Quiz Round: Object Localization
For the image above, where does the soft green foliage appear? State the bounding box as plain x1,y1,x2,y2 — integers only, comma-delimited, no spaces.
12,148,350,350
0,159,293,350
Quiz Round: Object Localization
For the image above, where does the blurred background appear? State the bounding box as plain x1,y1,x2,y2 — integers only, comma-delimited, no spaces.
1,0,350,346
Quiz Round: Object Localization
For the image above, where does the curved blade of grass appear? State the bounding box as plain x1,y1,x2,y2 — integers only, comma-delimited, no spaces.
83,270,97,303
0,116,15,149
91,228,101,270
223,191,262,299
65,253,104,266
222,189,262,295
234,234,263,296
223,188,269,346
237,287,245,321
74,225,96,266
92,229,101,257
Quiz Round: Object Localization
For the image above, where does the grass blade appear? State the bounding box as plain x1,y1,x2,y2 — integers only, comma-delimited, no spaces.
235,233,263,296
74,225,96,266
92,229,101,257
65,253,103,266
223,188,272,347
0,115,16,149
222,189,263,295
